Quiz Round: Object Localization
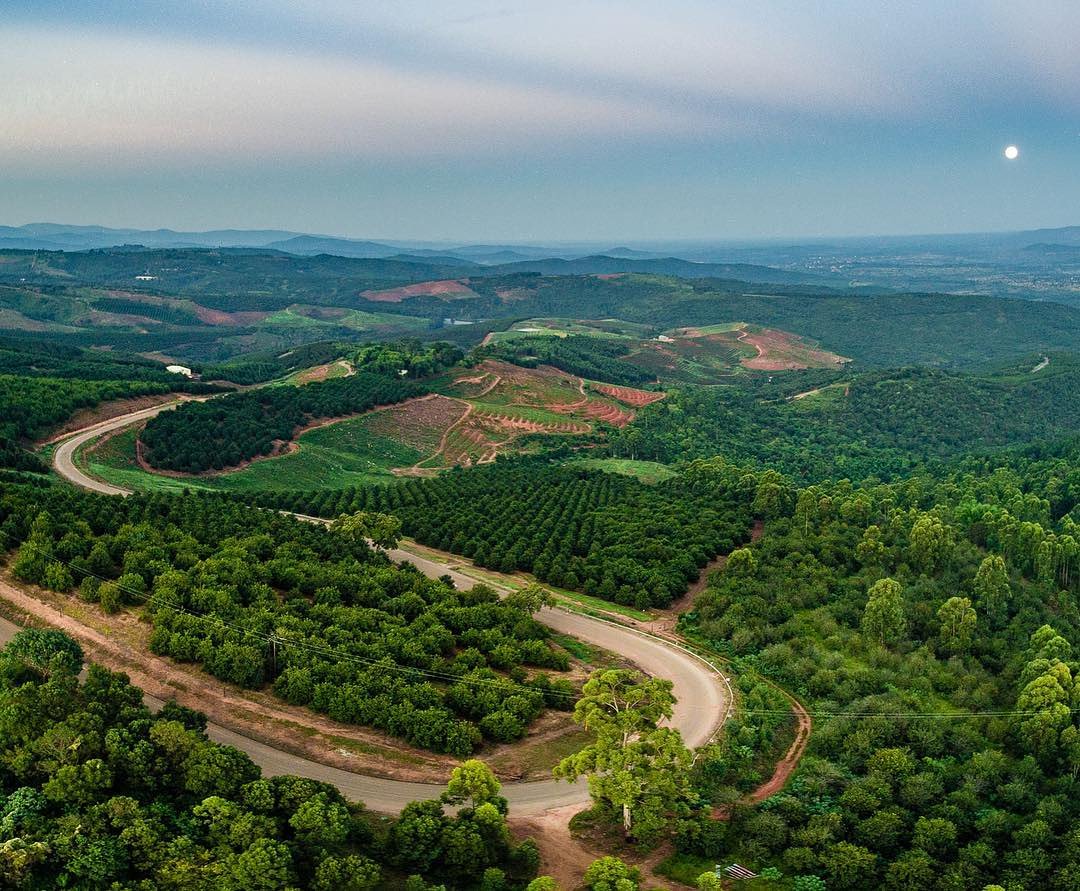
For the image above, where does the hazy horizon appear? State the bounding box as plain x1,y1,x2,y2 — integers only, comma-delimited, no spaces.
4,2,1079,241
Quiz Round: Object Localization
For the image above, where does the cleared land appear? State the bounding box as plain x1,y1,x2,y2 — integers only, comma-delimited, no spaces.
360,279,477,302
737,326,850,370
73,360,642,490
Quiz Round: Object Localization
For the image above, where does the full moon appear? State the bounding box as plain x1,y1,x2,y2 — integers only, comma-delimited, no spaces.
1004,144,1020,160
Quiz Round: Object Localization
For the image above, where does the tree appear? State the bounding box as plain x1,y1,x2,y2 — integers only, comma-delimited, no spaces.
1,628,83,677
937,596,977,655
443,759,506,811
312,855,381,891
288,791,351,849
725,548,756,576
696,871,724,891
526,878,560,891
583,856,640,891
332,511,402,550
820,841,877,890
554,670,692,841
908,514,952,574
974,555,1011,628
505,583,552,616
856,525,889,569
862,578,906,646
391,801,448,872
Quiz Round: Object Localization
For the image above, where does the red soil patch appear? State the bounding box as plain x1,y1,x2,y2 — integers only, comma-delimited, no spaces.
494,287,535,302
292,363,333,384
192,306,271,326
560,398,634,428
739,328,849,371
592,383,666,408
360,279,475,303
593,273,625,280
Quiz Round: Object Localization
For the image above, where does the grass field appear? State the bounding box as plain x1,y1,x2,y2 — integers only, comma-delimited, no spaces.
568,458,677,484
483,317,651,344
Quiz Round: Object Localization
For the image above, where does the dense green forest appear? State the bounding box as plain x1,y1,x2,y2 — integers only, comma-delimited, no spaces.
0,336,215,472
0,374,180,473
254,460,754,609
140,372,426,472
670,447,1080,888
1,484,575,753
0,630,541,888
609,361,1080,482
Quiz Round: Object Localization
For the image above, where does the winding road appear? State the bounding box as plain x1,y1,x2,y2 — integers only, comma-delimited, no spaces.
24,401,732,814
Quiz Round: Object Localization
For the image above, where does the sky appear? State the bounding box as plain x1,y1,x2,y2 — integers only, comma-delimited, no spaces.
2,1,1079,242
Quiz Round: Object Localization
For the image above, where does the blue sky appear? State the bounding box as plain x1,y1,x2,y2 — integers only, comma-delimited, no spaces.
3,1,1078,241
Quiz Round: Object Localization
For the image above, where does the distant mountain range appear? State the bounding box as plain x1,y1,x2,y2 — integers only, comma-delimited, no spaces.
2,222,1078,294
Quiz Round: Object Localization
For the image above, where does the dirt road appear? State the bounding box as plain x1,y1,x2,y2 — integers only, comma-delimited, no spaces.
41,402,732,813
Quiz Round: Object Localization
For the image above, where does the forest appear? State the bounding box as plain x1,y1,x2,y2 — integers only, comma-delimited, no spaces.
669,444,1080,888
609,361,1080,482
139,372,426,473
0,630,543,888
253,460,755,609
0,483,576,754
0,336,216,472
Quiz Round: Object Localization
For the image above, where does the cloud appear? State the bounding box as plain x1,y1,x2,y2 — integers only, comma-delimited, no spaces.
3,1,1078,174
0,25,737,167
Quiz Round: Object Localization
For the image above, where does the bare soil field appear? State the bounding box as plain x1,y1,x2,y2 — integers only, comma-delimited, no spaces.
191,306,271,326
592,383,667,407
365,394,471,457
361,279,476,302
739,327,849,370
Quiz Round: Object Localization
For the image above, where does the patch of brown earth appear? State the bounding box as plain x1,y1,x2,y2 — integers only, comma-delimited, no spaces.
361,279,475,303
191,306,271,326
592,383,666,407
292,363,333,384
510,806,599,890
738,328,849,371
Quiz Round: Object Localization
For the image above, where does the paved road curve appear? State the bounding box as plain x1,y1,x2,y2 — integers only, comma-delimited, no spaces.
34,401,731,813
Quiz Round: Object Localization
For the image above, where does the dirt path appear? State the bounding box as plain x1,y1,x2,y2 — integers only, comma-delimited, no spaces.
415,397,473,468
744,693,812,804
1031,355,1050,373
511,805,601,890
0,575,464,782
652,520,765,627
38,392,188,446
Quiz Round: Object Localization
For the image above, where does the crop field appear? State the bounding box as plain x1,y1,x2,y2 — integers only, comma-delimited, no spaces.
590,382,667,407
568,457,678,484
78,357,637,492
280,359,354,386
